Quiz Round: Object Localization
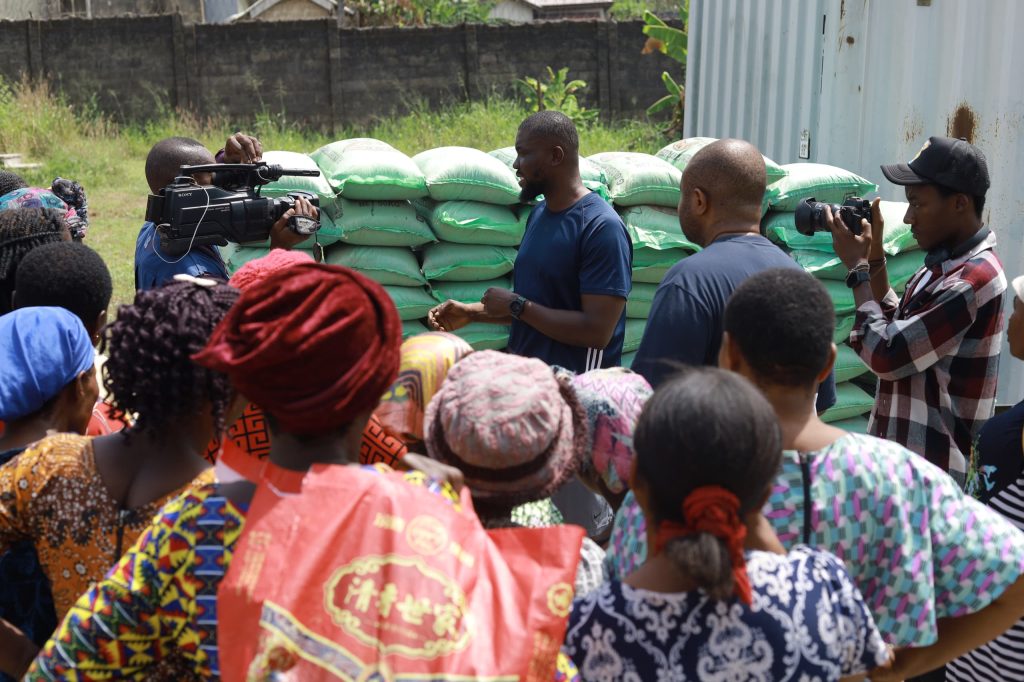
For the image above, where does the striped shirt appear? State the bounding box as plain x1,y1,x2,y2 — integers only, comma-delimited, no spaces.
946,473,1024,681
850,231,1005,479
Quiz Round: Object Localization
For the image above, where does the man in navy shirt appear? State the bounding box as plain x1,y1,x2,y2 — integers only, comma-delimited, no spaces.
135,133,312,290
429,111,632,374
632,139,836,411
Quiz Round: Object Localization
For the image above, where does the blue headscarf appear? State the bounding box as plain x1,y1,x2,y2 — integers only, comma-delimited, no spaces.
0,307,94,422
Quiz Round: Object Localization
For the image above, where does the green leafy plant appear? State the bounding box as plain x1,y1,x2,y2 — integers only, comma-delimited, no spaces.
642,2,688,137
348,0,494,27
515,66,598,127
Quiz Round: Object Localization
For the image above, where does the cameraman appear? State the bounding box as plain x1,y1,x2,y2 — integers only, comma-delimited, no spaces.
829,136,1005,488
135,133,314,291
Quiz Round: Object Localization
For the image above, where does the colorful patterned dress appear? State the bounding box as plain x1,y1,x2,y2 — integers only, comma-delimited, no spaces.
26,465,579,681
0,433,214,619
604,432,1024,647
566,547,889,681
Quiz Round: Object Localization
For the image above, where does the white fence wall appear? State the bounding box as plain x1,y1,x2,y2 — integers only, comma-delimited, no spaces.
686,0,1024,404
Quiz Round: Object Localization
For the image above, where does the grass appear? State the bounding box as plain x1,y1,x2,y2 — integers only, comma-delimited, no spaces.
0,81,666,310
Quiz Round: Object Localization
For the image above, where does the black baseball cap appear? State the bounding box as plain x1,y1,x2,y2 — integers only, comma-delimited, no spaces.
881,136,990,196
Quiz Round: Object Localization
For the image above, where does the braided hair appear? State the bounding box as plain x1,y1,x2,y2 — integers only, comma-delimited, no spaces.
101,280,240,436
0,170,27,198
0,207,69,314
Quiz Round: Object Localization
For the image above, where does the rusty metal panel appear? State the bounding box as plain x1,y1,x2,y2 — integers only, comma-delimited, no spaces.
686,0,1024,404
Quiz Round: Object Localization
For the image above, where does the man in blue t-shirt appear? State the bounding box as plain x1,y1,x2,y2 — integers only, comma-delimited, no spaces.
632,139,836,412
428,111,632,374
135,133,311,290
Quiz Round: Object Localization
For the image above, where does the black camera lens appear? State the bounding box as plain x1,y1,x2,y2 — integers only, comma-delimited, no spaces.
793,197,868,237
794,198,824,237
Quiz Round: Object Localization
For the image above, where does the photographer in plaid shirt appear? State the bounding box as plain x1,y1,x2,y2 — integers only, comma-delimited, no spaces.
828,136,1004,486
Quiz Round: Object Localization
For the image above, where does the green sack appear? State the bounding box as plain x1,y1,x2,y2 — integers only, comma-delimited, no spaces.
310,138,428,200
820,382,875,423
655,137,787,184
402,320,430,339
221,243,270,275
383,285,438,321
588,152,682,207
822,280,856,317
766,163,878,212
624,318,646,354
834,344,870,383
891,251,926,293
792,249,925,286
421,243,517,282
451,322,510,351
877,200,919,255
260,150,339,217
626,221,699,284
834,314,855,343
429,201,525,246
335,198,436,247
830,415,870,434
324,245,426,287
430,277,512,304
627,282,658,319
413,147,520,205
489,147,611,202
620,350,637,369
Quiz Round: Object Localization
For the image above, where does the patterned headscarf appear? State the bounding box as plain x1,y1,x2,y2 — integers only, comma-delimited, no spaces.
572,368,653,494
0,188,83,239
376,332,473,447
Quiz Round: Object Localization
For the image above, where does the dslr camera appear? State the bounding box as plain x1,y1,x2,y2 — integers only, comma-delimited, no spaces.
145,162,322,257
794,197,872,237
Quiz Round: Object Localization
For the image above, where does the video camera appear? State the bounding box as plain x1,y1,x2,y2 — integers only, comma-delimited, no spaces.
145,162,322,257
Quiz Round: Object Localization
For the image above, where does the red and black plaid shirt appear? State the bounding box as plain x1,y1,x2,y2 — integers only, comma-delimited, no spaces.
849,232,1005,481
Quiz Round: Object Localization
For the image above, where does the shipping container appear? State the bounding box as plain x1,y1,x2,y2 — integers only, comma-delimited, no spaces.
686,0,1024,404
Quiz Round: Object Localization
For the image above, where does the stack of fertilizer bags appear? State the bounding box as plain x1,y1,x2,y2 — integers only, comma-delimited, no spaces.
760,162,926,432
404,145,529,350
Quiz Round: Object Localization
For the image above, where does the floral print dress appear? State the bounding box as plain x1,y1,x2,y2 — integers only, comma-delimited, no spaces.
565,547,889,681
0,433,214,619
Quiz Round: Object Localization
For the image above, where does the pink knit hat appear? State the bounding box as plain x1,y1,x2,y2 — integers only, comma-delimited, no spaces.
228,249,313,292
424,350,588,505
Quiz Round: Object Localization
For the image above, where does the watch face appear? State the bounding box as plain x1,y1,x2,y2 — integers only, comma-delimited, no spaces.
510,297,525,318
846,269,870,288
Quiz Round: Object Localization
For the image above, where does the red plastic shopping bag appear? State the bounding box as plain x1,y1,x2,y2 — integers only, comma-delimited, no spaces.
218,463,584,681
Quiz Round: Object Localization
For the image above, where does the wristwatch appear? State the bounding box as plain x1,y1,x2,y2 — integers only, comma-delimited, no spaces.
509,295,528,319
845,267,870,289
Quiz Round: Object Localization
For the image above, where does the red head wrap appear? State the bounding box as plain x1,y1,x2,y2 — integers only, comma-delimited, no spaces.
654,485,752,605
193,262,402,436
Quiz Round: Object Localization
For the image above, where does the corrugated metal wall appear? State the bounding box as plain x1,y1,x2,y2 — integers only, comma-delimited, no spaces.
686,0,1024,404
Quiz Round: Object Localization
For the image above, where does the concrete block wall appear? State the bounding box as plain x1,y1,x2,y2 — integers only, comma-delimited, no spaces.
0,15,681,130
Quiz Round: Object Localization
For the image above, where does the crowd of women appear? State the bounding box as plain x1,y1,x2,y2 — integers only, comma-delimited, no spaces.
1,154,1024,682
